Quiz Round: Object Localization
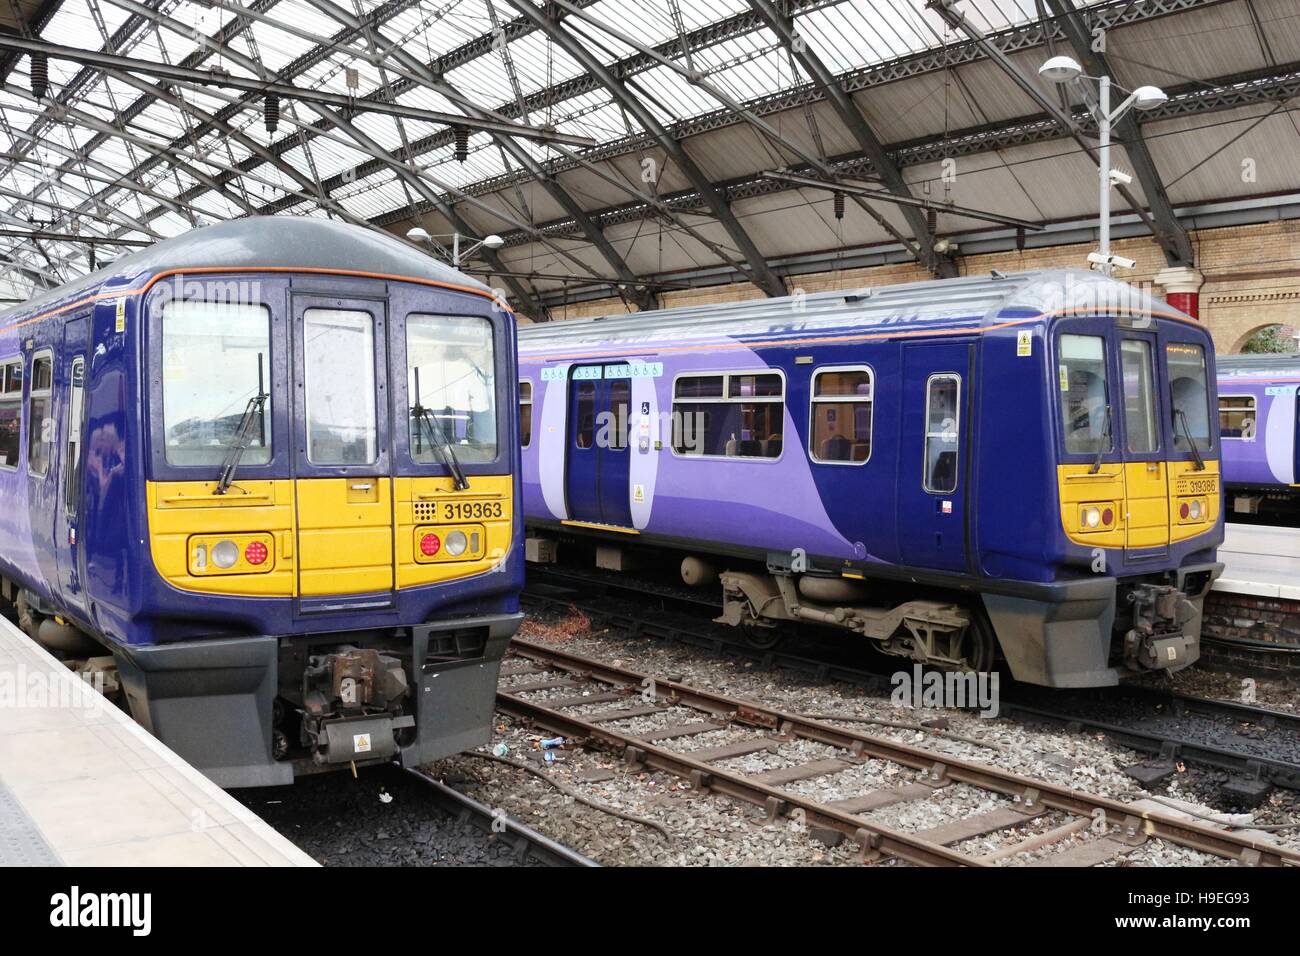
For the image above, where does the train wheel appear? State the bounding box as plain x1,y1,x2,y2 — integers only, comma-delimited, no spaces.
740,621,784,651
961,613,998,674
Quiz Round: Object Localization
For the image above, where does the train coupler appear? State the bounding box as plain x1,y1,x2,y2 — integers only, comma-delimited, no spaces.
300,647,414,765
1123,583,1198,672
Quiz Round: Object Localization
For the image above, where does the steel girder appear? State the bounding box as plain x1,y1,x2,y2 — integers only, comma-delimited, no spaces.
1045,0,1195,265
480,62,1300,248
298,0,656,313
749,0,952,278
504,0,786,297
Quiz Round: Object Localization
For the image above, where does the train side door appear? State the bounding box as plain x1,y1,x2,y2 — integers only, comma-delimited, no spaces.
898,343,970,572
565,364,632,527
290,295,395,603
54,318,88,608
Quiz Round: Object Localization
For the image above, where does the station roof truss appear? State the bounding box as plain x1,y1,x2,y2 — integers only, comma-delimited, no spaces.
0,0,1295,315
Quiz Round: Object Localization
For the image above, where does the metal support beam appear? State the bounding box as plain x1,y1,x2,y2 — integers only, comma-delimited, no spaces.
1045,0,1195,265
749,0,954,278
299,0,656,312
0,34,596,146
504,0,787,298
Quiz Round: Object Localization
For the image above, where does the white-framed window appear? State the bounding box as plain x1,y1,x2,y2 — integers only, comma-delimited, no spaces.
0,356,22,469
27,349,53,477
670,370,785,459
1219,394,1256,440
923,373,960,494
809,366,873,464
519,379,533,448
65,356,85,514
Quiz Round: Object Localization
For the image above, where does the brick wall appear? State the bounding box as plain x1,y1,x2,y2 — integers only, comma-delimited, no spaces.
537,219,1300,354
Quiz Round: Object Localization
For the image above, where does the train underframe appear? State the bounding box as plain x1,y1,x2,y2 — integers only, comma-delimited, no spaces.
0,577,518,788
534,535,1220,688
1223,483,1300,527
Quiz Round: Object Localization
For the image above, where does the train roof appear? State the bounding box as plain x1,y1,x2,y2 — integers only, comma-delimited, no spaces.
1217,353,1300,377
1,216,489,323
519,268,1185,353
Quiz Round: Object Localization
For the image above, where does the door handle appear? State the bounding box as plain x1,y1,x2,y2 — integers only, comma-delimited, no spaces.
350,483,373,491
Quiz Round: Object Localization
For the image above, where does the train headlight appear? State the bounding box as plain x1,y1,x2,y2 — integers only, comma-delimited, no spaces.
445,530,469,557
1188,499,1203,520
1083,507,1101,529
211,539,240,569
420,533,441,557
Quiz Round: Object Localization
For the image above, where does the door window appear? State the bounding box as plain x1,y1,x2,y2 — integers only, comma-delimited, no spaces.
0,358,21,468
1120,340,1158,454
923,374,960,494
27,351,53,476
65,357,85,514
304,308,377,465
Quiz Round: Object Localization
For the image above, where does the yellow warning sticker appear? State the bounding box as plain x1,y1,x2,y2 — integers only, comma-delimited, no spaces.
1016,330,1032,357
114,298,126,333
353,733,372,754
1059,364,1070,391
633,484,645,504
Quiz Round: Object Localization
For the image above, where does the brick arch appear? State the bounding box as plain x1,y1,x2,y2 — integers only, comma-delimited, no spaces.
1228,322,1293,355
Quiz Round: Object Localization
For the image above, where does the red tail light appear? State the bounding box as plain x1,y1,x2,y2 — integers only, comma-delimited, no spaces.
244,541,268,566
420,533,441,556
1179,502,1190,520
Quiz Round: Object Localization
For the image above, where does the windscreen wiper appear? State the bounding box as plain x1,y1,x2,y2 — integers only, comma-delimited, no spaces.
1174,407,1207,471
412,367,470,491
1089,403,1112,475
215,354,269,496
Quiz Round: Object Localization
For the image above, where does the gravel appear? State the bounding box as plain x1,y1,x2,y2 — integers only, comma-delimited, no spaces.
234,765,545,866
487,601,1299,865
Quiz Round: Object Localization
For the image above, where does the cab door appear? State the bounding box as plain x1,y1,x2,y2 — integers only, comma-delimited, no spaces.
1118,335,1169,552
898,343,970,572
291,295,395,602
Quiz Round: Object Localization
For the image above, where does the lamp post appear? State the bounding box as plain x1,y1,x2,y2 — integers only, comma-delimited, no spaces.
1038,55,1167,276
406,226,505,267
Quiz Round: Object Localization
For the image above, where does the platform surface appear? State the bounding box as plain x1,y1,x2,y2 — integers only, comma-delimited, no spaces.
0,614,317,867
1214,523,1300,600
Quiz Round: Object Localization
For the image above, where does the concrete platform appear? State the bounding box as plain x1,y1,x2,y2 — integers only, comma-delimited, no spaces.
0,614,316,867
1214,523,1300,600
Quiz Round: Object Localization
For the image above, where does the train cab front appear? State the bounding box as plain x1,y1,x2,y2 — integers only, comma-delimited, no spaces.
119,272,523,787
1049,314,1223,682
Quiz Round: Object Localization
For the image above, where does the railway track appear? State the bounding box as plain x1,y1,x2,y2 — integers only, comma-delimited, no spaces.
399,766,599,867
499,637,1299,867
524,567,1300,793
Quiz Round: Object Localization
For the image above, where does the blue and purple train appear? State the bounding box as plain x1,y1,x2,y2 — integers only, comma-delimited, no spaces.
0,217,524,787
1217,354,1300,525
519,270,1224,688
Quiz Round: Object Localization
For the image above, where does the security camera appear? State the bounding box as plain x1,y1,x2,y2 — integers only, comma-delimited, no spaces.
1108,169,1133,186
1087,251,1137,271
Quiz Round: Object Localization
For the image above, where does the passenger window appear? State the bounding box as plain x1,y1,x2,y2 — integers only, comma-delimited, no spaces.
0,359,21,469
65,357,85,514
1168,343,1211,452
574,381,595,449
672,371,783,458
304,308,377,465
519,381,533,449
923,374,960,494
810,367,873,464
1219,395,1256,439
27,351,53,477
1059,334,1111,455
1120,340,1158,454
606,379,629,451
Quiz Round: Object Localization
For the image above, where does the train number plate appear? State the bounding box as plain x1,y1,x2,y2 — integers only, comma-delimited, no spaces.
438,499,504,522
1175,476,1218,496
